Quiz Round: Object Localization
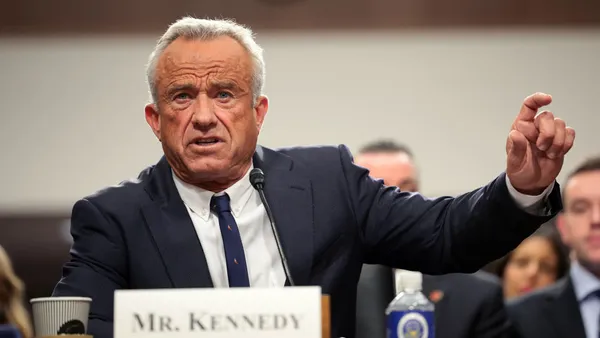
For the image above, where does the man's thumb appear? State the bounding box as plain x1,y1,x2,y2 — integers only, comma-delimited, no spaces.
507,130,528,169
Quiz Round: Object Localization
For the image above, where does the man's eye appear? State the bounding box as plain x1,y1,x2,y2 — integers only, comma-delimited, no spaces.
217,92,232,99
174,93,190,100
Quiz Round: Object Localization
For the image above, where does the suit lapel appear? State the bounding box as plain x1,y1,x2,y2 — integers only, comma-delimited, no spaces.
141,157,213,288
546,277,586,338
253,146,314,286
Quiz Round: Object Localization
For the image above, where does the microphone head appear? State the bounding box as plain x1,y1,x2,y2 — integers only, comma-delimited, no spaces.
249,168,265,189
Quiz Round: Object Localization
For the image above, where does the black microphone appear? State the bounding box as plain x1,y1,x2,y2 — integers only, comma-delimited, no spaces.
249,168,296,286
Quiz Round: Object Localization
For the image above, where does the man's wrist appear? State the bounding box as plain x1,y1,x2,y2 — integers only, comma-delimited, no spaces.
505,174,554,213
512,186,547,196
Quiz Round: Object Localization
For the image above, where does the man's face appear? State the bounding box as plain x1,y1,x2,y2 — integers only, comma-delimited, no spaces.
354,151,419,192
558,170,600,270
145,36,268,189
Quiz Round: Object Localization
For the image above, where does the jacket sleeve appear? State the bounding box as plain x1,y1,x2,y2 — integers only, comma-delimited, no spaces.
52,199,127,338
339,144,562,273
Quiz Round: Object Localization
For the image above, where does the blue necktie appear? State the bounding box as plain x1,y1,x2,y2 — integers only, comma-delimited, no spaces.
211,194,250,287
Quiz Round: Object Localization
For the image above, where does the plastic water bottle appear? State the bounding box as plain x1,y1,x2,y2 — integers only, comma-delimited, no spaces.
385,270,435,338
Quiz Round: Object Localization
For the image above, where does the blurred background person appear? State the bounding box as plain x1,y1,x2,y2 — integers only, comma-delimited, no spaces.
354,140,511,338
488,225,569,300
0,245,32,338
507,156,600,338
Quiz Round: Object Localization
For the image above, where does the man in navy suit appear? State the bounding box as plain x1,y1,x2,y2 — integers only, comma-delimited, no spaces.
53,17,575,338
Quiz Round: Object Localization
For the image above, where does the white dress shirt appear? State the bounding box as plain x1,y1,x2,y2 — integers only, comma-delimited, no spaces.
173,165,552,290
172,164,286,288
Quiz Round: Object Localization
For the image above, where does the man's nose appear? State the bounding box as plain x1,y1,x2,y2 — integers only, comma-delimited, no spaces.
191,95,217,127
591,204,600,224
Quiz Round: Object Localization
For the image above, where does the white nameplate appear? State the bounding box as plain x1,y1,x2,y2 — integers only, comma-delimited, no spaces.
114,286,322,338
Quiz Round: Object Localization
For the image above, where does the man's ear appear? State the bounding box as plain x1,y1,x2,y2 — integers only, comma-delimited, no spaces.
254,95,269,131
145,103,161,141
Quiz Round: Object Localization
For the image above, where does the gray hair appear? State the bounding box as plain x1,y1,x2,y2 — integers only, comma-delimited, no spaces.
146,17,266,105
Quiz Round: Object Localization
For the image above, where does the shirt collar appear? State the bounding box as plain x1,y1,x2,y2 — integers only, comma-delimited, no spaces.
570,260,600,302
172,163,255,221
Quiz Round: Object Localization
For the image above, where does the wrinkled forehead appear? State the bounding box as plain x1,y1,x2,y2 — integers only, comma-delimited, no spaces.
157,36,253,84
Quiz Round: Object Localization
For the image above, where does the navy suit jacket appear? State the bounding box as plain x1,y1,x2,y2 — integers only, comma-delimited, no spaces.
53,144,561,338
422,273,512,338
506,277,586,338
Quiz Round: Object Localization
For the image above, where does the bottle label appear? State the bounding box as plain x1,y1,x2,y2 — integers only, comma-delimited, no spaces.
387,310,435,338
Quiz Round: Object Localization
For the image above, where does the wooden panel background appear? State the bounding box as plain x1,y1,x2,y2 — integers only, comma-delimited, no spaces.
0,215,71,307
1,0,600,35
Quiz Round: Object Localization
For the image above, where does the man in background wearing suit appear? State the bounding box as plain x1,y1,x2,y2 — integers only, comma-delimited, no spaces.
53,17,574,338
508,156,600,338
354,140,511,338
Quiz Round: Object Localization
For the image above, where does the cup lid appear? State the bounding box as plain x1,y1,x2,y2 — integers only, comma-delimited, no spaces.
30,297,92,303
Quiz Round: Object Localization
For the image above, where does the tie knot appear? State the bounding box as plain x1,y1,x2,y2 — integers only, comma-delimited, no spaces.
211,194,231,213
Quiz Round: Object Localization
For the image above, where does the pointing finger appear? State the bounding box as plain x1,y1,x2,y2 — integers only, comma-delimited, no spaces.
517,92,552,122
534,110,555,151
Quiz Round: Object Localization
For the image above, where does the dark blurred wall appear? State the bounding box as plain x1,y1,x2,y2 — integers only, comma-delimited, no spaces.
0,215,72,308
2,0,600,35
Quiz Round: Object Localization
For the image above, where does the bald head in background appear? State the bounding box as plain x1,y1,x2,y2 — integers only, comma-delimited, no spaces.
354,140,419,192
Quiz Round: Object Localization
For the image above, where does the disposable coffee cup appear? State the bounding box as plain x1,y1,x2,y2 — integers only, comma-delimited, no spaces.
30,297,92,337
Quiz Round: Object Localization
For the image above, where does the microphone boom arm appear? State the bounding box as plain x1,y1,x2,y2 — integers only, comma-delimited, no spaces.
256,188,296,286
250,168,296,287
